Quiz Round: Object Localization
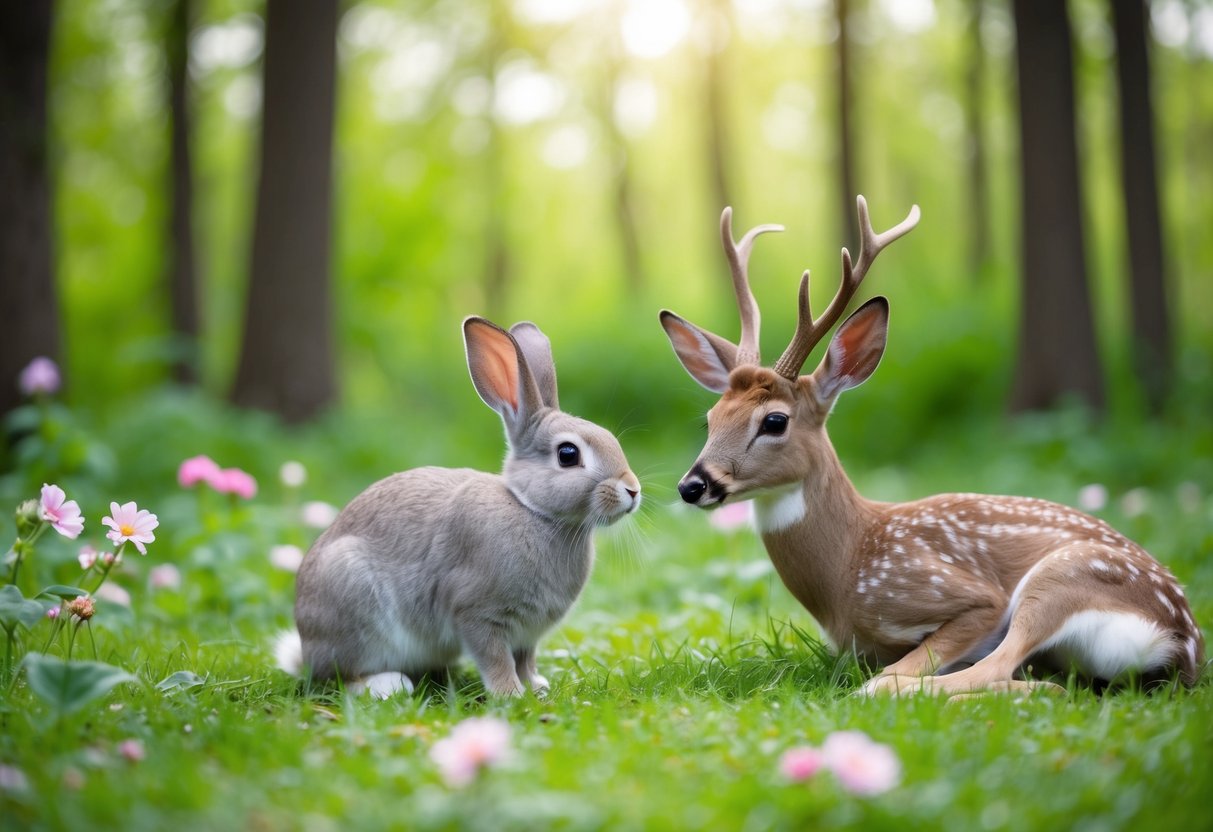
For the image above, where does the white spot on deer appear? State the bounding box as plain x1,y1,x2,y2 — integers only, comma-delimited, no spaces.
939,553,954,564
879,622,938,644
1040,610,1176,679
856,583,867,595
1148,572,1163,585
892,544,905,555
753,483,806,534
1187,638,1199,669
879,558,892,569
1125,562,1140,577
1090,559,1110,573
885,590,895,599
1154,591,1176,615
929,575,945,586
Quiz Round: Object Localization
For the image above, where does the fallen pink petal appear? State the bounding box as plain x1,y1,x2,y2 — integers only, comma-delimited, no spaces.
40,483,84,539
118,739,145,763
102,501,159,555
820,731,901,796
779,746,825,782
429,717,512,788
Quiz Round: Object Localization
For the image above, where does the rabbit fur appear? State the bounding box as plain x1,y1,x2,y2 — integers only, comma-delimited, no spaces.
277,317,641,698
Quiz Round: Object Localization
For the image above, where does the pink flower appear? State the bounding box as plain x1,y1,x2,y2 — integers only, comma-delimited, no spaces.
301,501,339,529
149,563,182,590
95,582,131,607
270,544,304,573
178,455,221,488
210,468,257,500
820,731,901,796
118,739,145,763
40,483,84,539
779,746,825,782
47,606,60,620
67,596,95,621
102,501,159,555
19,356,60,396
709,500,753,532
78,544,99,570
429,717,512,787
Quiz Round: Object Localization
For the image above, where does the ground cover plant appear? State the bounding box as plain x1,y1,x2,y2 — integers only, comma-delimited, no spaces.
1,372,1210,832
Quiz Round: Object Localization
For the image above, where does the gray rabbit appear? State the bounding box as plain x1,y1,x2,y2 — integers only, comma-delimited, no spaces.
275,317,641,697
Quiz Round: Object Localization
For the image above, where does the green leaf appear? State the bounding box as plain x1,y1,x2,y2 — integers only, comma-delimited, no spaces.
22,654,139,717
0,585,46,632
37,585,90,601
155,670,207,694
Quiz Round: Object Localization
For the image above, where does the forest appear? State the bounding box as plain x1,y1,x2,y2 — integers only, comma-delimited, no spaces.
1,1,1211,829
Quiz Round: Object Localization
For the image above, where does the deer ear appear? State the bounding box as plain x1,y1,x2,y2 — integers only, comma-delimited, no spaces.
660,310,738,393
812,296,889,405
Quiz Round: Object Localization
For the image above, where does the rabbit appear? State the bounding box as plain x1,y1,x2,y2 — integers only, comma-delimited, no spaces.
275,316,641,698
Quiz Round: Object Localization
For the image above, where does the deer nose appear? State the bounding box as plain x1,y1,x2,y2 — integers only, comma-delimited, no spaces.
678,475,707,504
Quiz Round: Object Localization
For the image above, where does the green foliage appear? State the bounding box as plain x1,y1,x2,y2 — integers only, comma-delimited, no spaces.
20,653,139,719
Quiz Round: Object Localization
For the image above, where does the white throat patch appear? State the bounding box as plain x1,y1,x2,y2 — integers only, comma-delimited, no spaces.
752,483,807,534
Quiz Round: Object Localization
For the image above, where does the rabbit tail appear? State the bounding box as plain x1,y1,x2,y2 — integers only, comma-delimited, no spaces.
274,629,304,676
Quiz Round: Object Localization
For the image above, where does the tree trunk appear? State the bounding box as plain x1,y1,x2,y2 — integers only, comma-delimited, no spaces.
166,0,199,384
1110,0,1170,410
604,54,644,294
1009,0,1104,412
964,0,992,279
481,0,509,316
230,0,338,423
0,1,58,423
835,0,859,252
704,0,732,215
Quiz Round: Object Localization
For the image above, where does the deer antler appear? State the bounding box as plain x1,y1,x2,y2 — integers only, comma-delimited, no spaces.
720,207,784,366
772,195,920,380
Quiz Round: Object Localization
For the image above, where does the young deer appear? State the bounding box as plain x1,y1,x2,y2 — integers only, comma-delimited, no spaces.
660,197,1204,695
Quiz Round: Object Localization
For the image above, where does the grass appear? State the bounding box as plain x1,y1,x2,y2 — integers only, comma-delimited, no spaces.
1,390,1212,831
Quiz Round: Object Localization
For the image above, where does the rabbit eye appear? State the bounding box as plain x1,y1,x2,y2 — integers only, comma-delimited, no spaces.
557,442,581,467
759,412,789,436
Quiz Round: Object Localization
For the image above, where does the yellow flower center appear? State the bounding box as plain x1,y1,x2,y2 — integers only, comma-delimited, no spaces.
119,523,135,536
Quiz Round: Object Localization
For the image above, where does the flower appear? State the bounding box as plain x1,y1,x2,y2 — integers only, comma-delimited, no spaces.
0,764,29,793
210,467,257,500
820,731,901,796
301,501,340,529
18,356,60,396
429,717,513,787
280,461,307,488
47,605,60,620
40,483,84,539
270,544,304,573
95,582,131,607
149,563,181,590
1077,484,1108,512
67,596,95,621
779,746,825,782
78,544,99,570
118,739,145,763
102,501,159,555
178,455,221,488
709,500,753,532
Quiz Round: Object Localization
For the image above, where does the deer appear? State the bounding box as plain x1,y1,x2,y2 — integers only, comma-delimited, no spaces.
659,197,1204,696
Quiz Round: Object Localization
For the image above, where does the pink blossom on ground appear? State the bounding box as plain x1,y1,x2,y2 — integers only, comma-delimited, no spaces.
177,455,221,488
78,544,99,570
40,483,84,539
709,500,753,532
280,460,307,488
95,582,132,607
102,501,159,555
820,731,901,796
18,356,60,396
429,717,513,787
209,467,258,499
118,739,145,763
1077,484,1108,512
149,563,182,590
301,501,340,529
779,746,825,782
270,544,304,573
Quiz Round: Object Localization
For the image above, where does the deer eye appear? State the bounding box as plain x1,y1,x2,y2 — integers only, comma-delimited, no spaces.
557,442,581,467
760,412,789,436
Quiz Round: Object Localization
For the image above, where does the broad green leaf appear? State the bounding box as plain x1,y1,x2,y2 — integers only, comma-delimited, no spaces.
0,585,45,632
156,670,207,694
37,585,90,601
22,654,139,716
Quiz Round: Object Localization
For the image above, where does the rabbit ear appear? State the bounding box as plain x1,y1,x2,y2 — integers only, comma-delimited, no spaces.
464,317,545,431
508,322,559,409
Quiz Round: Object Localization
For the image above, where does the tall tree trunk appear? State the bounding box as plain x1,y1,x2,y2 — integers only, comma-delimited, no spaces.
604,54,644,294
1110,0,1170,410
482,0,509,316
1009,0,1104,412
0,1,58,424
835,0,858,251
230,0,338,423
964,0,992,279
704,0,732,215
166,0,199,384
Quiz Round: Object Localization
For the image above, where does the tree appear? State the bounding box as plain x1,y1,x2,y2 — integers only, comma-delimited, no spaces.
230,0,338,423
165,0,200,384
1009,0,1104,412
964,0,992,279
0,1,59,424
1110,0,1170,409
834,0,858,251
704,0,734,215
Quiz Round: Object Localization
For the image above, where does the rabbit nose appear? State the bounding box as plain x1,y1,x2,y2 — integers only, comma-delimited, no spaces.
625,488,638,500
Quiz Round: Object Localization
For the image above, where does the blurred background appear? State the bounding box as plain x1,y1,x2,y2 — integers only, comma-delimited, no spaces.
2,0,1212,511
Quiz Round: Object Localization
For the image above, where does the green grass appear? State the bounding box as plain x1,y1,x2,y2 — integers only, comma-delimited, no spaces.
1,392,1212,831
